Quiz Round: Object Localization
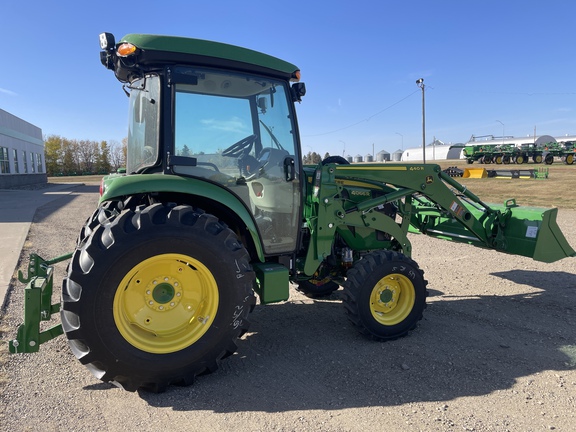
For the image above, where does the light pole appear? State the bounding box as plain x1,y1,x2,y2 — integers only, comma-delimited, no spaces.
416,78,426,163
496,120,504,146
339,140,346,157
395,132,404,150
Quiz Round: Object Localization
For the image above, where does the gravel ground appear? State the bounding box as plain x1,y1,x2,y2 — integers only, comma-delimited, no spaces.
1,184,575,432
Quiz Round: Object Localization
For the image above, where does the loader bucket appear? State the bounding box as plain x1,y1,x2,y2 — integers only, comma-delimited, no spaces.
495,204,576,263
462,168,487,178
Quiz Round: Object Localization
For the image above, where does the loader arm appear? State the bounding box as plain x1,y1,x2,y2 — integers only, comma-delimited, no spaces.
303,163,574,275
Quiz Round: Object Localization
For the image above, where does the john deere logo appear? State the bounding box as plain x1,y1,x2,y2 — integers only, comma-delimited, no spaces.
426,175,433,184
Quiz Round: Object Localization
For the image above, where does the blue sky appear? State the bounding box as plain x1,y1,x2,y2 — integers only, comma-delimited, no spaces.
2,1,575,157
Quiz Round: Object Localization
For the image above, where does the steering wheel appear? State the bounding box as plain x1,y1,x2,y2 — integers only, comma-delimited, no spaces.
222,134,258,158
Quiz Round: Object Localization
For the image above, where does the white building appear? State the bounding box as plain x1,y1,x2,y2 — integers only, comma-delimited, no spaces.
0,109,45,188
401,139,464,161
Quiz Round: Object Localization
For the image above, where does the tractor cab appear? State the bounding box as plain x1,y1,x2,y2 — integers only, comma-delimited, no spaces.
99,33,306,256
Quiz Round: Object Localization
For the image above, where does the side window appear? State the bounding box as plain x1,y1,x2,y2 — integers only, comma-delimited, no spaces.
13,149,19,173
257,86,298,161
0,147,9,173
174,90,253,177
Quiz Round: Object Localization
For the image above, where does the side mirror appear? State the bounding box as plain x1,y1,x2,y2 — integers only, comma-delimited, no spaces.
291,82,306,103
257,97,267,113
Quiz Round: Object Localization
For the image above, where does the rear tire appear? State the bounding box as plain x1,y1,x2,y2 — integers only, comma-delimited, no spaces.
342,251,427,341
61,203,255,392
76,200,122,246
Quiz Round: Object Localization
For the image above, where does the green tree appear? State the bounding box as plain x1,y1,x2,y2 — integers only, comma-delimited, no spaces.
61,139,77,175
302,151,322,165
97,141,112,174
310,152,322,164
180,144,191,157
44,135,63,176
77,139,100,174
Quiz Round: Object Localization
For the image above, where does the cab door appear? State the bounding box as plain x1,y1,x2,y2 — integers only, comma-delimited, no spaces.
247,84,301,255
171,68,301,256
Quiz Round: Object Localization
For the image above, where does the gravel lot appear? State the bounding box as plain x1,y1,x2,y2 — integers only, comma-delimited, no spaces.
1,184,575,431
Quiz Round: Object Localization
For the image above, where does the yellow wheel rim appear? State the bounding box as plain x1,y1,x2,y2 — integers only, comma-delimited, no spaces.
567,154,574,164
113,253,219,354
369,274,415,326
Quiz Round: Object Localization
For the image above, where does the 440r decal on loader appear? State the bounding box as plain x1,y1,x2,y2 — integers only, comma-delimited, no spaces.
8,33,576,392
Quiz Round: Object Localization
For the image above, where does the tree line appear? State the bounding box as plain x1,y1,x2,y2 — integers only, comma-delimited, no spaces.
302,151,331,165
43,137,332,177
44,135,126,176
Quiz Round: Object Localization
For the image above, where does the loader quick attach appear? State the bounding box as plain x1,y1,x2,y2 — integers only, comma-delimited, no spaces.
8,32,576,392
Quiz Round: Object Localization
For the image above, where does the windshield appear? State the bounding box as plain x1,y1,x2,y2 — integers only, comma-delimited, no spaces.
126,75,160,174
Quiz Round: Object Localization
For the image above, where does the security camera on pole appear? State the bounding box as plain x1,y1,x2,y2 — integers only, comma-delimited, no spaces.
416,78,426,164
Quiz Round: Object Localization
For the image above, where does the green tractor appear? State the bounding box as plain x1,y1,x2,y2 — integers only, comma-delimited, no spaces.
9,33,576,392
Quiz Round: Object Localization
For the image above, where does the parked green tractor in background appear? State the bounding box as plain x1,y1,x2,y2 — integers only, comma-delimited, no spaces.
9,33,576,392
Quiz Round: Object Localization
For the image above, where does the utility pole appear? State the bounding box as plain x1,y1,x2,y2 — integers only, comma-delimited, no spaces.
496,120,504,146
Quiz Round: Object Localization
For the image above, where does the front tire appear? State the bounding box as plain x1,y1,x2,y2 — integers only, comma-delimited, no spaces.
342,251,427,341
61,204,255,392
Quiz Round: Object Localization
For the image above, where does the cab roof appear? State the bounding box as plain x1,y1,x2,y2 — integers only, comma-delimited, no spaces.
118,34,300,80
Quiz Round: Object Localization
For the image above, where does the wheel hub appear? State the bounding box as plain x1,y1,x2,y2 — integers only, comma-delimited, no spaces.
379,287,394,304
153,282,175,303
144,276,183,312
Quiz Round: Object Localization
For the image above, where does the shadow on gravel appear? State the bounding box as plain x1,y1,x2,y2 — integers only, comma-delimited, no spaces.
33,185,100,224
491,269,576,291
138,278,576,412
0,184,99,223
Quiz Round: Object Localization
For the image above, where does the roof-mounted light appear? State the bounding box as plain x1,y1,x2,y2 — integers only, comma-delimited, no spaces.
117,42,138,57
99,32,115,50
290,70,301,82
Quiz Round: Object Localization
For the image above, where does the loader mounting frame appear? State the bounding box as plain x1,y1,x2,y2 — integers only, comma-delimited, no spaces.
8,253,71,353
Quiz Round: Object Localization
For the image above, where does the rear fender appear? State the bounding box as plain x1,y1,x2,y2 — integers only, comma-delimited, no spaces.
100,174,265,261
